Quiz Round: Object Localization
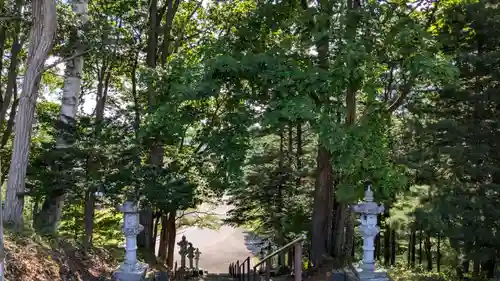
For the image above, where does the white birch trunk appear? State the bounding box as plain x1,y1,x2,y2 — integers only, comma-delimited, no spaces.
0,156,5,281
3,0,57,228
57,0,88,149
33,0,89,234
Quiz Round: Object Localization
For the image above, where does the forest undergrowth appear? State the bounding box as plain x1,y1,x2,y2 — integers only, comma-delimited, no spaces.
3,227,119,281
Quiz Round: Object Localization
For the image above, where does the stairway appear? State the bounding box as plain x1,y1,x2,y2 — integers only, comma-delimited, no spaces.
196,273,236,281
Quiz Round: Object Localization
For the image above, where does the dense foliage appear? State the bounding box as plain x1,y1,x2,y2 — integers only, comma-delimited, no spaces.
0,0,498,280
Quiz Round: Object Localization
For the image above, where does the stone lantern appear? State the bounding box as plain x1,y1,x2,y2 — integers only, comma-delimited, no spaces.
194,248,201,269
352,185,387,281
187,243,195,269
178,236,189,269
113,201,149,281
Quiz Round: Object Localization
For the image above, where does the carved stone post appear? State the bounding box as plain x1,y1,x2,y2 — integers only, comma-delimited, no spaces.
352,185,387,281
178,236,189,269
113,201,148,281
187,243,195,269
194,248,201,269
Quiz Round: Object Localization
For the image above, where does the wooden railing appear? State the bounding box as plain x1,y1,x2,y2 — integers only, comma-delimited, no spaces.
229,235,306,281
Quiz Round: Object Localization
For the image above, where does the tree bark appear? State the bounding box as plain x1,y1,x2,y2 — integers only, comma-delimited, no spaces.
158,214,168,261
34,0,88,234
481,257,495,278
407,232,411,267
311,146,333,266
436,234,441,272
83,65,111,251
166,210,176,269
411,229,416,267
0,10,22,131
343,206,355,261
295,120,302,189
0,152,5,279
137,0,160,253
390,229,396,266
418,229,423,265
425,232,432,271
331,0,362,260
310,0,334,262
4,0,57,228
384,222,390,266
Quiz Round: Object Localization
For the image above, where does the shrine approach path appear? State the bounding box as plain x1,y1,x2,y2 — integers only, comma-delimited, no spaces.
155,197,260,274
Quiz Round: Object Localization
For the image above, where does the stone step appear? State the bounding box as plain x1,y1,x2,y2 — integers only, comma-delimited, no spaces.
194,273,235,281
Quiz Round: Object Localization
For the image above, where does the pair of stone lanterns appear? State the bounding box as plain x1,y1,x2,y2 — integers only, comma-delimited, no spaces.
112,185,386,281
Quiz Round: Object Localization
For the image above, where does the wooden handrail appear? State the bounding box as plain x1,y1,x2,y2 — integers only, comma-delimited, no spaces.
253,235,306,268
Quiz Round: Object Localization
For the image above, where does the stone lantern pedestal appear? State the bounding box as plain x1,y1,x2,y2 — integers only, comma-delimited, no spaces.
352,185,389,281
113,201,149,281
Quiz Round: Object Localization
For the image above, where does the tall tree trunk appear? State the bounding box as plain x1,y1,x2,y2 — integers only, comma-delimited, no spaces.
390,229,396,266
343,206,355,261
158,214,168,261
83,67,111,251
0,8,22,131
384,222,390,266
311,146,333,266
418,229,423,265
472,259,480,278
138,0,160,253
407,232,411,267
410,229,416,267
276,128,285,268
481,257,495,278
425,232,432,271
310,0,334,262
4,0,57,228
166,211,176,269
0,93,19,150
436,233,441,272
34,0,88,234
331,0,361,260
0,155,5,280
295,120,302,189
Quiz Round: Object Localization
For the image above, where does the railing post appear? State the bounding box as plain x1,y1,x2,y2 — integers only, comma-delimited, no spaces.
241,263,245,281
294,241,303,281
259,248,265,274
247,259,250,281
236,260,240,280
265,260,271,281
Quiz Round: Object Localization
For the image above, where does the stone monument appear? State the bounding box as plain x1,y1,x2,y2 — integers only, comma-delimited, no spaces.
113,201,149,281
178,236,189,269
187,243,195,269
194,248,201,269
352,185,387,281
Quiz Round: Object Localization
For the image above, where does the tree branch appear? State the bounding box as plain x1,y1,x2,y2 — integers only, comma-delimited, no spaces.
387,77,414,113
175,210,221,221
0,16,25,21
39,48,93,75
